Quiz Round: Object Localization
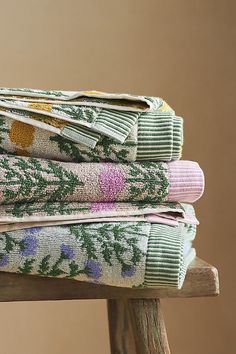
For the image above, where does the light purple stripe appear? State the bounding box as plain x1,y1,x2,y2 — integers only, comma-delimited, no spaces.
167,161,205,203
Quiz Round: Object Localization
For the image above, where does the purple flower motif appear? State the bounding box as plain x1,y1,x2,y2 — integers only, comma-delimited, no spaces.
84,259,102,279
99,164,125,200
0,254,9,267
25,227,42,234
20,235,38,256
121,265,136,278
60,244,75,260
90,202,115,212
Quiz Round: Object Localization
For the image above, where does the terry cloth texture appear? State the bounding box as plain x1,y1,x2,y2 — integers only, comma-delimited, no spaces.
0,202,199,232
0,155,204,205
0,218,196,288
0,87,183,162
0,88,202,290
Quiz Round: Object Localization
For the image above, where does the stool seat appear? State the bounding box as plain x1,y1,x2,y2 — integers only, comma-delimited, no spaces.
0,258,219,354
0,257,219,302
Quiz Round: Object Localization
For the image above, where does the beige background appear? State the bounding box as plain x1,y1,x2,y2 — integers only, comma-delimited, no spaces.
0,1,235,353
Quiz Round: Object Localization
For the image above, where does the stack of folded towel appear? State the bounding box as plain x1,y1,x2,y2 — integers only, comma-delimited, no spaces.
0,88,204,288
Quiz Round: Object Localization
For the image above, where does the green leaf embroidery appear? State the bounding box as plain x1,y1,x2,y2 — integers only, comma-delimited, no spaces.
0,156,84,204
69,224,97,260
126,162,169,203
53,105,100,123
69,222,147,268
0,87,68,98
49,134,134,162
7,201,90,218
0,232,19,252
0,222,148,282
68,261,87,277
18,259,35,274
68,261,80,277
38,255,51,274
47,257,65,277
0,116,13,155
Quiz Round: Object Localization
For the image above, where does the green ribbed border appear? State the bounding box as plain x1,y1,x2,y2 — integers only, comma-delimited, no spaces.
144,222,196,288
61,124,101,148
94,109,139,143
137,113,183,161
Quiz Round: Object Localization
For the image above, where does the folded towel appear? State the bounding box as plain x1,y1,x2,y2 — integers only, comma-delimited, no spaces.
0,201,199,232
0,87,183,162
0,217,196,288
0,89,202,290
0,155,204,205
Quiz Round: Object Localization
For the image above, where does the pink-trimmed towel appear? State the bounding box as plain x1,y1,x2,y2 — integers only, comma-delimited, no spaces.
0,154,204,205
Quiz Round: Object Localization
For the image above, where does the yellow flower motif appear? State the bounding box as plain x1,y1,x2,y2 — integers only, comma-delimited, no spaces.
9,120,35,148
16,148,30,157
81,90,105,96
30,114,67,129
28,109,66,129
28,103,53,112
158,101,173,113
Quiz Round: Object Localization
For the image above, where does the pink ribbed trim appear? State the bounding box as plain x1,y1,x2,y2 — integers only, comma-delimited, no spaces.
167,161,205,203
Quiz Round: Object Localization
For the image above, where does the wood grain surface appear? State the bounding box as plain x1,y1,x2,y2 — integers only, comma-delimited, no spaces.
107,299,171,354
0,258,219,302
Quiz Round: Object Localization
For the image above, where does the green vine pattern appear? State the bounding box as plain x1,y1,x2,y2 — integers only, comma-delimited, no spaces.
0,222,149,284
4,201,90,218
1,201,184,220
50,134,136,162
0,87,68,98
0,116,13,155
68,222,146,267
0,156,83,204
0,232,19,252
132,201,181,210
126,162,169,203
52,104,100,123
0,113,136,163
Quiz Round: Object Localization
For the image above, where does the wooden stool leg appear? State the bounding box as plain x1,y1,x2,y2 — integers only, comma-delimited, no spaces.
107,298,170,354
107,299,136,354
128,299,171,354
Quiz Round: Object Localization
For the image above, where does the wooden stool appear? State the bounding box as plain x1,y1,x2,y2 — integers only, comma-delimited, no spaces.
0,257,219,354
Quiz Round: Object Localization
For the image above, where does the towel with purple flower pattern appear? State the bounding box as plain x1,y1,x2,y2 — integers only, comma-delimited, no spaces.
0,215,196,288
